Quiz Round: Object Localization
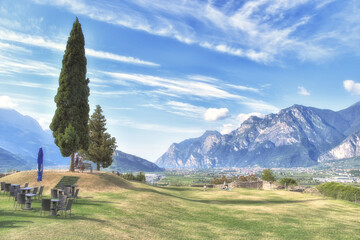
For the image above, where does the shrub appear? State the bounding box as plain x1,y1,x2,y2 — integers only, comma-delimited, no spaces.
238,174,259,182
317,182,360,202
210,175,235,184
122,172,136,180
261,169,276,182
136,172,146,182
279,178,297,187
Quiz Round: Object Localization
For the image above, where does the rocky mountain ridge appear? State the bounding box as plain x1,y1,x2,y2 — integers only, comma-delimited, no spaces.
156,102,360,169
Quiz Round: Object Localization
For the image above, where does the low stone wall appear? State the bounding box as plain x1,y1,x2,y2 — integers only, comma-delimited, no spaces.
215,181,263,189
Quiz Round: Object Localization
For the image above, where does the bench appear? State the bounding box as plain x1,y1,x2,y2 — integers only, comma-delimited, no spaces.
75,162,93,173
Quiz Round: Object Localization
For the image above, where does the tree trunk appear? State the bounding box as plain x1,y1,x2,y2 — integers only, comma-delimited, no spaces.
70,153,75,172
97,162,100,171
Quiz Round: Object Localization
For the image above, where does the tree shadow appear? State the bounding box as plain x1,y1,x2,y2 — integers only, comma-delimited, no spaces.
0,220,33,228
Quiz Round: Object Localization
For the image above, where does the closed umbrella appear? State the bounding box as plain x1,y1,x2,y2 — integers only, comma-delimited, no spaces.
37,148,43,189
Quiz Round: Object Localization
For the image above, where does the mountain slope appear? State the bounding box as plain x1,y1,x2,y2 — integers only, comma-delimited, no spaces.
0,108,68,166
157,102,360,169
0,147,31,172
109,150,164,172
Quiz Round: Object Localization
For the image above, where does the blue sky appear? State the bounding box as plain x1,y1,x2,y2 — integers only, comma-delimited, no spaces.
0,0,360,162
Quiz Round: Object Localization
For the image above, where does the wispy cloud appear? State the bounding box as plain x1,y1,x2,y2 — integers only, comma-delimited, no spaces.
220,112,263,134
344,80,360,95
0,27,160,66
31,0,358,63
298,86,310,96
227,84,260,93
0,95,18,109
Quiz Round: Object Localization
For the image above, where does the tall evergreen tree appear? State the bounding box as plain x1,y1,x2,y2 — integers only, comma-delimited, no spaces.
85,105,117,171
50,17,90,171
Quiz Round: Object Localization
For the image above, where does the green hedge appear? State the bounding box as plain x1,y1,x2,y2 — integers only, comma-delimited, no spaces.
316,182,360,202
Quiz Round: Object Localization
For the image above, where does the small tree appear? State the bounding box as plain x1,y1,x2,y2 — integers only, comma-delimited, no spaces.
261,169,276,182
50,17,90,171
279,178,297,187
136,172,146,182
85,105,117,171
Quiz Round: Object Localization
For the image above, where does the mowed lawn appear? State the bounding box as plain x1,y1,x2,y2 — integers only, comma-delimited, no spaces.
0,171,359,240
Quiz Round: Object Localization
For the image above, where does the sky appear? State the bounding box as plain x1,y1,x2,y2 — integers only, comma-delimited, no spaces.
0,0,360,162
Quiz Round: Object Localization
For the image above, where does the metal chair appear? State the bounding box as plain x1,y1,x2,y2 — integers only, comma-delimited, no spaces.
15,193,25,210
13,189,19,207
40,199,51,216
8,186,15,201
1,182,5,195
32,187,38,195
24,183,29,188
61,182,65,190
69,189,79,202
59,195,67,209
64,187,71,196
4,183,10,195
36,186,44,200
59,198,74,217
51,189,58,199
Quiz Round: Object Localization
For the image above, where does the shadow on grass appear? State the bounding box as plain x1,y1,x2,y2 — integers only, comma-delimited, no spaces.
0,210,106,223
131,187,325,205
0,220,33,228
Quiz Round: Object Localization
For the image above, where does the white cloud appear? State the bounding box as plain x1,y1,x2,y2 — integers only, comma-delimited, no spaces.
204,108,230,121
30,0,353,63
243,100,279,113
0,28,159,66
237,112,263,123
0,95,18,109
166,101,206,118
344,80,360,95
227,84,260,93
298,86,310,96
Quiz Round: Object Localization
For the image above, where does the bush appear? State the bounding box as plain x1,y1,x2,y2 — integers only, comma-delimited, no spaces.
261,169,276,182
279,178,297,187
210,175,235,184
122,172,136,180
317,182,360,202
238,174,259,182
136,172,146,182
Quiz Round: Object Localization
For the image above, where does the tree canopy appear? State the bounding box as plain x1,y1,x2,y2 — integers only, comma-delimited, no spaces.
50,17,90,171
261,169,276,182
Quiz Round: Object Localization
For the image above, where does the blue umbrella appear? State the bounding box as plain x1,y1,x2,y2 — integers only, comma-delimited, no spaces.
37,148,43,182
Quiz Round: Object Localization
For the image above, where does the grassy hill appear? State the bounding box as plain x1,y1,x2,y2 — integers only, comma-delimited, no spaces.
1,171,359,239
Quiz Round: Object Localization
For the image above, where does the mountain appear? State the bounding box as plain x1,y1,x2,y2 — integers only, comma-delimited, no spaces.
108,150,164,172
319,130,360,162
0,147,31,172
0,108,68,168
157,102,360,169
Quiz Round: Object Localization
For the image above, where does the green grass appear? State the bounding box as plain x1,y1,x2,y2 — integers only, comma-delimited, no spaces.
1,180,360,240
54,176,79,189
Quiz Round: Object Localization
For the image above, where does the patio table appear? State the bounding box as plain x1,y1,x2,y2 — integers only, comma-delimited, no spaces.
20,187,35,194
51,199,60,216
24,193,37,210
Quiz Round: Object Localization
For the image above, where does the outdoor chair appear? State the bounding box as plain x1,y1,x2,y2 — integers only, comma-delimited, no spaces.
59,195,67,209
40,199,51,216
69,189,79,202
12,189,19,207
61,182,65,190
64,187,71,196
36,186,44,200
15,193,25,210
51,189,58,199
4,183,10,195
32,187,38,195
1,182,5,195
8,186,15,201
59,198,74,217
24,183,29,188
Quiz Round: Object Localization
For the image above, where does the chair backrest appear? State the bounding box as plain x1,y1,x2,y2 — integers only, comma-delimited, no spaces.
1,182,5,191
59,195,67,208
73,189,79,198
66,198,74,210
24,183,29,188
14,190,19,201
17,193,26,204
51,189,58,199
9,186,15,196
41,199,51,211
61,182,65,190
4,183,10,192
39,186,44,195
33,188,38,195
64,187,71,196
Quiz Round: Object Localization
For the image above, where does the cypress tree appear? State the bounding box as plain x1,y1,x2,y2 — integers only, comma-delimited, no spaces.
50,17,90,171
85,105,117,171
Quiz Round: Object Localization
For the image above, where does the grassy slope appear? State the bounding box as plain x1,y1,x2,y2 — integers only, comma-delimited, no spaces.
1,171,360,240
